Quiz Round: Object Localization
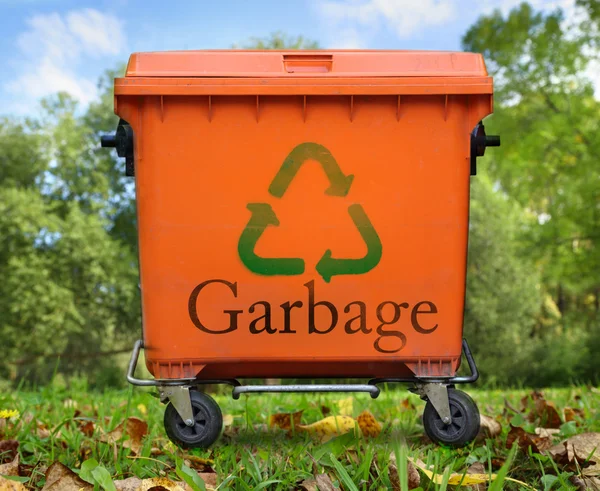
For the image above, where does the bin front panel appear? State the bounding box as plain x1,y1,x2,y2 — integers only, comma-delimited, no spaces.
119,92,490,376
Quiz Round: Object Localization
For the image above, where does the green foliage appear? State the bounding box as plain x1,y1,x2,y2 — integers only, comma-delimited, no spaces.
464,175,541,384
234,31,319,49
463,1,600,384
0,69,140,386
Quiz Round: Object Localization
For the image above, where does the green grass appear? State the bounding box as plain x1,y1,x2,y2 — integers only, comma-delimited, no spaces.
1,382,599,490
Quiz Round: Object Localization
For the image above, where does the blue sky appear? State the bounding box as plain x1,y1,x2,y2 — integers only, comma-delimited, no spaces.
0,0,575,116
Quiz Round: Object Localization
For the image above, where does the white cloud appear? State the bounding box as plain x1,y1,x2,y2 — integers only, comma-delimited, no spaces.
318,0,457,46
5,8,125,114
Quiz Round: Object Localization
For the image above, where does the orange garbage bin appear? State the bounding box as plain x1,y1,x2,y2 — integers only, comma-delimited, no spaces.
101,50,500,448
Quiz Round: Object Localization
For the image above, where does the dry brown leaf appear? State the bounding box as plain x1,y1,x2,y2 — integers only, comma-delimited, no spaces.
296,416,357,442
521,391,562,428
0,476,27,491
466,462,486,491
196,473,217,489
183,455,214,472
321,405,331,416
42,462,92,491
400,398,416,411
506,425,553,453
0,442,18,465
535,427,560,439
114,476,142,491
478,415,502,440
548,433,600,476
78,421,95,437
570,475,600,490
0,455,19,477
357,410,382,438
315,474,336,491
101,417,148,455
388,451,420,490
268,410,303,430
565,407,585,424
299,478,318,491
222,414,234,426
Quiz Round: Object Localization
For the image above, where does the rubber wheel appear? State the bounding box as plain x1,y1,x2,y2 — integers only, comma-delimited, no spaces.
422,388,480,447
164,390,222,449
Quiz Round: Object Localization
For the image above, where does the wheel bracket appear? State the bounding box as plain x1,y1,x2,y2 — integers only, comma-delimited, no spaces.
159,386,194,427
416,382,452,424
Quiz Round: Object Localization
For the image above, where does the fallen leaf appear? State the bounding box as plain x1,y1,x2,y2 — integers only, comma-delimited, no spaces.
297,416,358,442
0,442,18,464
0,455,19,476
0,476,27,491
196,473,217,490
408,457,534,489
100,417,148,455
466,462,486,491
388,451,420,490
570,475,600,490
548,433,600,476
137,477,185,491
114,476,141,491
522,391,562,428
315,474,336,491
506,425,553,453
268,410,303,430
299,478,317,491
222,414,234,426
535,427,560,439
400,398,416,411
36,422,51,439
478,415,502,440
337,397,354,416
183,455,214,471
42,462,92,491
357,410,382,438
321,405,331,416
79,421,95,437
564,407,585,424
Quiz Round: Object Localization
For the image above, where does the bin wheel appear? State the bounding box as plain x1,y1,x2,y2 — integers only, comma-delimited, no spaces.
164,390,222,449
422,388,480,447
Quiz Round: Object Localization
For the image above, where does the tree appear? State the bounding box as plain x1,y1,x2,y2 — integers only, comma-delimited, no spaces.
465,176,548,385
463,3,600,323
0,88,140,386
234,31,319,49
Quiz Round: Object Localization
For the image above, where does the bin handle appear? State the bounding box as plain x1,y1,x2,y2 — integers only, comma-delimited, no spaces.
283,54,333,73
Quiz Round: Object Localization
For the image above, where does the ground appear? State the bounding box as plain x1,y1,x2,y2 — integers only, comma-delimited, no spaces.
0,384,599,490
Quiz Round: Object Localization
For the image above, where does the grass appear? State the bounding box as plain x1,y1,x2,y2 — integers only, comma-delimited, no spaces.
1,380,599,490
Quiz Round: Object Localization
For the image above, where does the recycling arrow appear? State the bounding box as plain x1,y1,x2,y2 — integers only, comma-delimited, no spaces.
268,142,354,198
316,204,382,283
238,203,305,276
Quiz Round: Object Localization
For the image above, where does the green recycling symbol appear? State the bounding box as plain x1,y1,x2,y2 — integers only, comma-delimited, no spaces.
237,142,382,283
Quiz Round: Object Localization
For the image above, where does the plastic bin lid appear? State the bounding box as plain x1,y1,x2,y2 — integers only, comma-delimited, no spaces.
125,50,488,78
115,50,493,96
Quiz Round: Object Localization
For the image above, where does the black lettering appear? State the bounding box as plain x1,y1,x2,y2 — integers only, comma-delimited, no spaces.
374,301,408,353
305,280,338,334
280,301,303,333
249,301,275,334
411,301,439,334
188,279,241,334
344,301,370,334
